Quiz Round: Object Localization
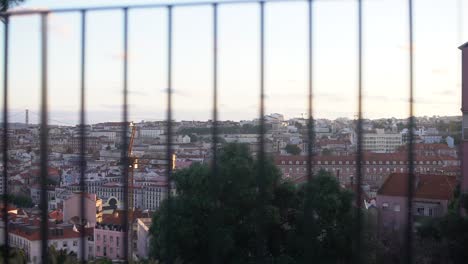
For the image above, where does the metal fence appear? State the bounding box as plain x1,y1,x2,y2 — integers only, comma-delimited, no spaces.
0,0,417,263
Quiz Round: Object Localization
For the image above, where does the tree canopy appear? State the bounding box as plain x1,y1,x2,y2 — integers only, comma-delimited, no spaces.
150,143,357,263
415,187,468,264
285,144,301,155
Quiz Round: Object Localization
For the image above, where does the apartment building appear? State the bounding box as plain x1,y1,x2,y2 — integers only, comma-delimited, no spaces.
94,223,125,260
9,222,86,263
66,181,168,211
363,129,403,153
275,153,460,191
376,173,456,237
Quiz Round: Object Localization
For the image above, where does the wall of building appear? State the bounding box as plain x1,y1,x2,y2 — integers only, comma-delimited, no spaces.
63,193,101,227
376,195,449,239
275,155,460,190
460,43,468,193
463,143,468,192
9,233,82,264
94,227,125,260
136,219,151,260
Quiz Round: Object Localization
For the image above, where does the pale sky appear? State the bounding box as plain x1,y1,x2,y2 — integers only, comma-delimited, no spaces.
1,0,467,124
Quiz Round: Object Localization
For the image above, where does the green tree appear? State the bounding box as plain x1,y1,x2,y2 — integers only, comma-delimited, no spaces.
0,245,27,264
396,122,405,132
416,185,468,264
294,122,303,129
6,194,33,208
321,148,332,156
1,0,24,10
149,144,356,263
48,246,78,264
188,133,198,143
285,144,301,155
416,213,468,264
90,258,113,264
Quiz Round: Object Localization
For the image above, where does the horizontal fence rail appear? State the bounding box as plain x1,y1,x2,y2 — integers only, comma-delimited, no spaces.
0,0,421,263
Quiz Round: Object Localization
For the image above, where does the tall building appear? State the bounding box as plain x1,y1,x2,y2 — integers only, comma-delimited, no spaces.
460,42,468,193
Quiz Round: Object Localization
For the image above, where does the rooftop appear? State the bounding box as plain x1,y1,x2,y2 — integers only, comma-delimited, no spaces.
377,173,456,200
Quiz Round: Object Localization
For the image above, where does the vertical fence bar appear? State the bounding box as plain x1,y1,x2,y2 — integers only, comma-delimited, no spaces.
210,4,219,263
79,10,87,263
1,13,9,264
405,0,415,263
355,0,364,262
306,0,314,183
165,6,174,264
457,0,463,217
121,7,130,263
304,1,315,261
211,4,218,182
39,12,49,264
256,1,266,262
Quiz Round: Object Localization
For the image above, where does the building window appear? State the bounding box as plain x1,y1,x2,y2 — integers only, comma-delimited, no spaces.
110,247,114,254
97,234,100,241
97,246,100,252
428,208,434,216
382,203,389,210
73,240,78,246
63,241,68,247
416,207,425,215
394,204,400,212
116,237,120,247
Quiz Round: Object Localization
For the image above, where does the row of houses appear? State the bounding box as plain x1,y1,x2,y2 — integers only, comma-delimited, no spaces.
1,192,153,263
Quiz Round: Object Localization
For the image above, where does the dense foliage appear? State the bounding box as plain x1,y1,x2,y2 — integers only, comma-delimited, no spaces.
6,194,33,208
415,187,468,264
285,144,301,155
150,143,357,263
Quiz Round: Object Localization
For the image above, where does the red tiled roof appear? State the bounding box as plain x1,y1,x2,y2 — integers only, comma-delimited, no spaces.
377,173,456,200
401,143,452,151
49,210,63,222
9,223,81,241
101,209,152,226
